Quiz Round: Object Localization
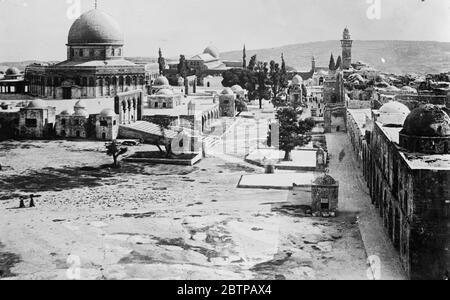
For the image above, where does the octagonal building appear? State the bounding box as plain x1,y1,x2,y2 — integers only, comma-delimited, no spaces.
26,8,145,100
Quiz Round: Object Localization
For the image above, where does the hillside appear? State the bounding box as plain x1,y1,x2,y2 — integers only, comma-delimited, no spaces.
221,40,450,75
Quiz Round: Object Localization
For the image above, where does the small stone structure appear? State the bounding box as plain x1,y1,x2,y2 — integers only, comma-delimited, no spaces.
219,88,236,117
311,174,339,217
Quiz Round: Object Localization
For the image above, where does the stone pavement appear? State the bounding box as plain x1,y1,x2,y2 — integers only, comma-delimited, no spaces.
326,133,407,280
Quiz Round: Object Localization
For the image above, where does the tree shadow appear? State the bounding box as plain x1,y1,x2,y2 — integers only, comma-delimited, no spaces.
0,163,197,199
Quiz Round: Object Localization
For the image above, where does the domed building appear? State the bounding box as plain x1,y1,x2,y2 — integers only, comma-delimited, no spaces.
55,100,91,138
148,87,182,109
288,75,305,107
26,8,145,100
219,88,236,117
347,101,450,279
17,99,56,139
96,108,119,140
399,104,450,154
0,66,27,94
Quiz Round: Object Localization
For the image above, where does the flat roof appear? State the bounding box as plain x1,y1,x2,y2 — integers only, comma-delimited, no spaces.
376,121,450,171
144,96,218,117
348,109,371,136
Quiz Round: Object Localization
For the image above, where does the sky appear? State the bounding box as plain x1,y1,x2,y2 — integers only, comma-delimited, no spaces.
0,0,449,62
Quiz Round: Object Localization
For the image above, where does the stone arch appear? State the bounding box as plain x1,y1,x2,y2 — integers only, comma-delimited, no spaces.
119,76,124,92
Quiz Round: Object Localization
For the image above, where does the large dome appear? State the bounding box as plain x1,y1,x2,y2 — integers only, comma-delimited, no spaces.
402,104,450,137
5,67,20,75
203,45,220,59
68,9,124,45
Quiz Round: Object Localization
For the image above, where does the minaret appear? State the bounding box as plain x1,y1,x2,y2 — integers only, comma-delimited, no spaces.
341,27,353,70
311,56,316,72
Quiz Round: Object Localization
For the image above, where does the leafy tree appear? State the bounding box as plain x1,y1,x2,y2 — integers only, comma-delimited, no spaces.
248,55,257,71
280,53,289,90
106,141,128,168
242,44,247,69
152,118,175,157
255,61,271,109
273,108,315,161
329,53,336,71
158,48,166,75
221,68,257,100
335,56,342,70
177,55,189,78
269,60,283,97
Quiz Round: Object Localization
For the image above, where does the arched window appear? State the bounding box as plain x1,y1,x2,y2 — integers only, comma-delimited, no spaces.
70,48,74,58
118,48,122,56
80,49,84,57
90,49,95,57
111,48,115,56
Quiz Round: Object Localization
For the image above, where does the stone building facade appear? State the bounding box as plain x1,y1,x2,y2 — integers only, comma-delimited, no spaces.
0,67,28,94
55,102,90,139
347,103,450,280
18,99,56,139
148,89,182,109
219,88,236,117
311,174,339,217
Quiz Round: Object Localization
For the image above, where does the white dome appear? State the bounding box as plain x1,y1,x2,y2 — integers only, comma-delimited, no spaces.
221,88,234,95
231,85,244,93
157,88,174,96
154,76,169,86
100,108,116,117
27,99,46,109
379,101,410,115
203,45,220,59
292,75,303,85
74,100,86,109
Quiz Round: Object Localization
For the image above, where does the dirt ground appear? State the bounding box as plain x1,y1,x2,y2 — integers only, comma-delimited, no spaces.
0,140,369,280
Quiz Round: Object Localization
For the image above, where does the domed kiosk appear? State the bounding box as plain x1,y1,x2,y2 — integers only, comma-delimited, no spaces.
219,88,236,117
399,104,450,154
311,174,339,217
26,8,145,100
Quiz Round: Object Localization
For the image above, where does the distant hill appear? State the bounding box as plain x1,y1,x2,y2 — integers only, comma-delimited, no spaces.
221,40,450,75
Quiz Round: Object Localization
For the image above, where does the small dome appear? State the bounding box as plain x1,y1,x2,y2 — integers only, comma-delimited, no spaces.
401,86,417,93
157,88,174,96
203,45,220,59
73,109,89,117
402,104,450,137
292,75,303,85
313,174,337,185
27,99,46,109
379,101,410,115
100,108,116,118
5,67,20,75
68,9,124,45
60,109,72,116
221,88,234,95
74,100,86,109
153,76,169,86
231,85,244,93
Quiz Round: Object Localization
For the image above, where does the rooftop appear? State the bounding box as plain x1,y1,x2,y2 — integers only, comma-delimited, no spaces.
376,121,450,170
347,109,371,136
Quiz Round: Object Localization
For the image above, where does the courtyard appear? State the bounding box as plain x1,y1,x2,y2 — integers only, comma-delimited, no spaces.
0,139,369,280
